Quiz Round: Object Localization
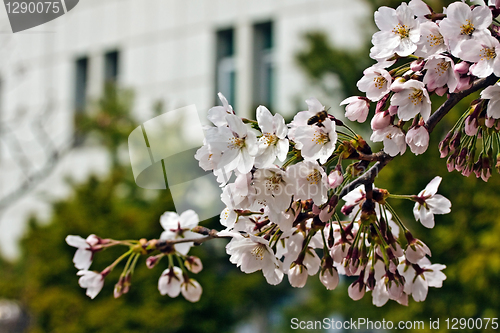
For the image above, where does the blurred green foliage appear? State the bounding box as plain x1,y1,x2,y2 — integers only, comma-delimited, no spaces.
0,85,291,333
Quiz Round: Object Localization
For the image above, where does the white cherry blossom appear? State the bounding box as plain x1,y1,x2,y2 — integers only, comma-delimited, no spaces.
158,266,184,297
413,176,451,228
415,21,447,58
160,210,202,255
459,34,500,78
294,118,337,164
406,126,430,155
252,166,292,214
226,234,283,285
481,83,500,119
439,2,492,57
66,235,99,270
255,106,289,168
371,125,407,157
207,92,234,127
286,161,329,205
77,270,105,299
423,55,458,94
370,3,420,59
390,80,431,121
398,257,446,302
206,114,258,174
288,97,325,141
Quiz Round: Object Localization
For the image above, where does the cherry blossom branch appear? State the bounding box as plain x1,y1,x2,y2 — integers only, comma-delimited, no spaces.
151,227,232,253
339,75,498,200
425,74,498,133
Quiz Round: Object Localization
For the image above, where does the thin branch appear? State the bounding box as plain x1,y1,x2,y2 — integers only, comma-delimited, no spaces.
426,74,498,133
153,227,232,252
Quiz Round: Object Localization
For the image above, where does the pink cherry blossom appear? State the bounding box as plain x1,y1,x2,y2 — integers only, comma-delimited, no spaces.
340,96,370,123
370,125,407,157
390,80,431,121
406,126,430,155
357,65,392,102
439,2,492,57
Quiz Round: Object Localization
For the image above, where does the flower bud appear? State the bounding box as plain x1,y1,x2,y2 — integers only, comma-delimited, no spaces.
319,267,339,291
456,76,472,92
454,61,470,75
371,111,391,130
485,116,495,128
327,167,343,189
435,86,448,96
410,59,425,72
348,276,366,301
181,279,203,302
184,256,203,274
146,255,162,269
288,264,309,288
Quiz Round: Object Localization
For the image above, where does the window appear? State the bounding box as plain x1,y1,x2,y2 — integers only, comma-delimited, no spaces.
253,22,274,109
73,56,89,146
215,28,236,106
74,56,88,112
104,50,120,83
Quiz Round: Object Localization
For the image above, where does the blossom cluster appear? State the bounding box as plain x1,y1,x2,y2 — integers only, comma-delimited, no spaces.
189,92,450,306
63,0,500,308
342,0,500,182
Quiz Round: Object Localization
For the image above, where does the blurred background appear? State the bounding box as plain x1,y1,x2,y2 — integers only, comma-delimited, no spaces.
0,0,499,332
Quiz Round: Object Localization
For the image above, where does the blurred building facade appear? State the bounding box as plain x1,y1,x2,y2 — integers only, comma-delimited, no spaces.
0,0,370,259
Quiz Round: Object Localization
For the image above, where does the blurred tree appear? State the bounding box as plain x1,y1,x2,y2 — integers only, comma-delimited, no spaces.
0,85,292,333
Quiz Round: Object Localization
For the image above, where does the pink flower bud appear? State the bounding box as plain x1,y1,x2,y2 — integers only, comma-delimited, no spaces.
435,86,448,96
327,169,343,189
406,126,429,155
454,62,470,75
146,255,162,269
464,116,478,136
371,111,391,130
455,76,472,92
388,105,398,116
184,256,203,274
410,59,425,72
485,116,495,128
340,96,370,123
